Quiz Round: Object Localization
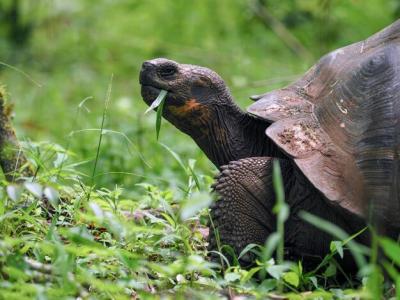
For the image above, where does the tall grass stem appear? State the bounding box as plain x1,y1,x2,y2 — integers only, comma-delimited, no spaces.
86,75,113,202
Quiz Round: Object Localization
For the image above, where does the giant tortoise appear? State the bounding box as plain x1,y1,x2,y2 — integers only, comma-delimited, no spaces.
140,20,400,271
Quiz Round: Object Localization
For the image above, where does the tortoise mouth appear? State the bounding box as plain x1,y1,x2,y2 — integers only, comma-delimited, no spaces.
139,61,192,109
140,70,187,108
140,66,172,106
141,84,189,111
140,84,163,106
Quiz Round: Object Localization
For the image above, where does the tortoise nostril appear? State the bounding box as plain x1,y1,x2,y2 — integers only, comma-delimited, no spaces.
140,61,157,85
142,61,155,71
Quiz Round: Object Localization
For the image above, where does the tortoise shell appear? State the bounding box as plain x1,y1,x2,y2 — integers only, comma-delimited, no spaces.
248,20,400,228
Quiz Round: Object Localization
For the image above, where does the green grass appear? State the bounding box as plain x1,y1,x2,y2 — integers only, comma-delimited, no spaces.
0,0,400,298
1,139,399,299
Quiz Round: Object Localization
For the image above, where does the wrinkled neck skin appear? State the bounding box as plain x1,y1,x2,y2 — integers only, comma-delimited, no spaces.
191,94,283,169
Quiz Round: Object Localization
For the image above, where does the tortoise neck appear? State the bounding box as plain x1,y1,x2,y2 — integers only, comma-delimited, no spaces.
194,95,282,169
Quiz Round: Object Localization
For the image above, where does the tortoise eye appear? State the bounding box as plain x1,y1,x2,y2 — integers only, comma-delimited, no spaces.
159,65,177,78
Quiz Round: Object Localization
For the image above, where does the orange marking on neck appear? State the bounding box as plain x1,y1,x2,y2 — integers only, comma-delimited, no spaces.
169,98,202,116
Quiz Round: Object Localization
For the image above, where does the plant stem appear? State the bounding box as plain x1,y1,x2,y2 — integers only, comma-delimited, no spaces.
272,159,286,293
86,75,113,203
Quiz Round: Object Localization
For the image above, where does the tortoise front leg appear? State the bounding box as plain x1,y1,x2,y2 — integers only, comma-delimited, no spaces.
208,157,290,265
208,156,370,274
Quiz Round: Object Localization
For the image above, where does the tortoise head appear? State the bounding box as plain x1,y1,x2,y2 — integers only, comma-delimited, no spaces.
140,58,233,136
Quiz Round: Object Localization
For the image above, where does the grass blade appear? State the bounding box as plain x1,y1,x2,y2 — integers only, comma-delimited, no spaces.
272,159,287,293
144,89,167,140
156,92,166,140
159,142,186,171
86,74,113,203
300,211,367,269
144,89,167,114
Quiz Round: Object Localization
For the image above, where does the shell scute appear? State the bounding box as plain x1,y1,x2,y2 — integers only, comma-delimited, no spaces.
266,117,323,158
248,20,400,226
247,88,313,122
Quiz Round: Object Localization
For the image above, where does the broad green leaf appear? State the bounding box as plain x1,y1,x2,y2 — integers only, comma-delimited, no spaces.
260,279,277,292
380,237,400,267
330,241,344,258
241,267,262,283
24,182,43,198
309,276,318,288
6,185,22,201
323,262,337,277
44,186,59,208
282,271,299,287
224,272,241,283
267,264,290,279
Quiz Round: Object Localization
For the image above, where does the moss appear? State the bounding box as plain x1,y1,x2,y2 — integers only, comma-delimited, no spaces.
0,83,8,102
0,83,33,181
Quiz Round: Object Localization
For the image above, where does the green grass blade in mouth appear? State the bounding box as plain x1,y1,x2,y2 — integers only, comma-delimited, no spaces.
144,89,168,140
155,91,167,140
145,89,168,114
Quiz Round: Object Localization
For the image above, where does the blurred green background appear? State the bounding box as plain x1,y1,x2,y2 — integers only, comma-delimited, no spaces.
0,0,398,191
